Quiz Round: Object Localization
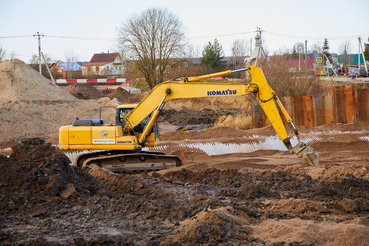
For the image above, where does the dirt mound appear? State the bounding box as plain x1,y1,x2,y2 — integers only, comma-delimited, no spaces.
0,59,117,140
252,217,369,245
0,138,107,214
106,87,144,104
174,206,251,244
64,83,105,99
0,59,76,102
160,108,243,126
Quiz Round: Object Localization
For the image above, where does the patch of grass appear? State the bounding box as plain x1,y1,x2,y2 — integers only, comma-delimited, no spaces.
214,114,252,130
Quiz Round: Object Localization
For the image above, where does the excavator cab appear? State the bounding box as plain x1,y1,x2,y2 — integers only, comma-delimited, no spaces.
116,104,159,147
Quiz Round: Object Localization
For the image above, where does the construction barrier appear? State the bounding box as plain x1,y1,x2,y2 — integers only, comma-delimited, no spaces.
53,78,128,84
52,78,141,94
253,86,369,128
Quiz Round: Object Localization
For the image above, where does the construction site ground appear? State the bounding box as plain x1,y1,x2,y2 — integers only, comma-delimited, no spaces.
1,59,369,245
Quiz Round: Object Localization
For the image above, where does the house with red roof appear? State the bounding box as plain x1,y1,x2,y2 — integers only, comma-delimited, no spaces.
82,52,124,77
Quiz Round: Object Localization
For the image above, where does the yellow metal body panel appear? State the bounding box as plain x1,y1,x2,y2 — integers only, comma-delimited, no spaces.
140,132,159,147
69,126,91,145
91,126,116,144
59,126,69,150
117,104,138,109
248,66,289,142
59,125,140,150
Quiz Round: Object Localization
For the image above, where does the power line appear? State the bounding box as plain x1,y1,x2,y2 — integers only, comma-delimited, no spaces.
0,35,33,39
0,34,114,41
189,31,254,39
1,31,368,42
46,35,114,41
265,31,369,40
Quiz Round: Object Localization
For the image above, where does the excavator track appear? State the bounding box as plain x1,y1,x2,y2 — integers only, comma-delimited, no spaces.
77,151,182,173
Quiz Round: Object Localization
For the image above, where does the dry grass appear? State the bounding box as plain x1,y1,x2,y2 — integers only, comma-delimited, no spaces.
258,55,328,97
215,114,253,129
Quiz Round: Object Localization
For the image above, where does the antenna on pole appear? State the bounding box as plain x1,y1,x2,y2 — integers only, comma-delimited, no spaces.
254,26,265,66
33,32,44,74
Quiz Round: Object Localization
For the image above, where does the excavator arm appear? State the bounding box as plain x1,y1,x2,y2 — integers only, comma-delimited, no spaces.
126,66,319,166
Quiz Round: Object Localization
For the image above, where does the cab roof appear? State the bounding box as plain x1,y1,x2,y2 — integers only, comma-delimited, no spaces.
117,104,138,109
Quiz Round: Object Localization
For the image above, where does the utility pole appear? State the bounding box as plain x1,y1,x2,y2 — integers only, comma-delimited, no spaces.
33,32,44,74
305,40,308,76
358,36,368,72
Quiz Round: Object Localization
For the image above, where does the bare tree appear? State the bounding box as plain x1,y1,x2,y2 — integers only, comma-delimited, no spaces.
311,41,322,55
259,55,320,97
8,51,16,60
117,7,187,89
338,40,352,69
0,45,16,62
0,45,6,63
64,49,79,79
183,44,201,58
232,39,249,57
230,39,249,70
29,53,53,76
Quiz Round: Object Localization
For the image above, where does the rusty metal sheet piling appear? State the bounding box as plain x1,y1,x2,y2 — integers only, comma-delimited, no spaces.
253,85,369,128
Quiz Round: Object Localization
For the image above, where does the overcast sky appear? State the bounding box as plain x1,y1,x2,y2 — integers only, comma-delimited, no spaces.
1,0,368,63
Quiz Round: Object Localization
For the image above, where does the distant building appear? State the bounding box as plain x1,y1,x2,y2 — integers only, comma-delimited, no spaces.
169,58,200,69
337,54,368,70
167,58,202,77
48,62,82,79
82,53,124,77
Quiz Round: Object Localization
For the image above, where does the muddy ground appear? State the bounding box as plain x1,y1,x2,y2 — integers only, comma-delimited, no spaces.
1,59,369,245
1,123,369,245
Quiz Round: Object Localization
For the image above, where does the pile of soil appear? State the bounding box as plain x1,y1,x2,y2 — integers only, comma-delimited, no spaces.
64,84,105,99
0,138,108,212
106,87,144,104
1,138,369,245
159,108,245,127
0,59,117,141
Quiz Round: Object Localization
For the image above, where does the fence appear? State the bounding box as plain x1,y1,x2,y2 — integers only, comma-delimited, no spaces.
253,85,369,128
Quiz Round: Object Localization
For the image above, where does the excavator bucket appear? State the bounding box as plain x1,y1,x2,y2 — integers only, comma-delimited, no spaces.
290,142,319,166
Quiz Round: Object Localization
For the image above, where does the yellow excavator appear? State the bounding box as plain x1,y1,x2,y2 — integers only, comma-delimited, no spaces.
59,66,319,172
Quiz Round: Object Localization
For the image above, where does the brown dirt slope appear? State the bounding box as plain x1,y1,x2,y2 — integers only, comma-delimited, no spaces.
0,59,117,141
64,84,105,99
